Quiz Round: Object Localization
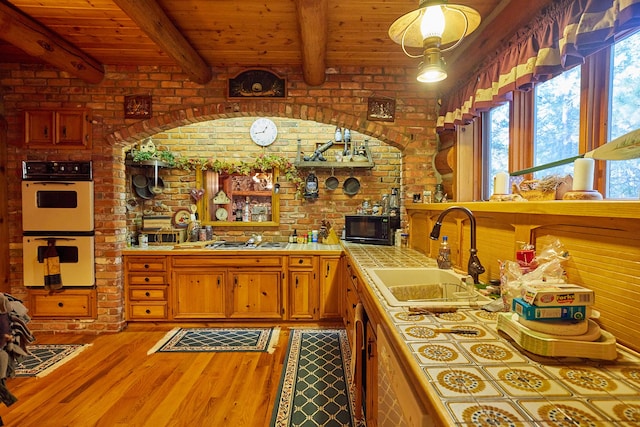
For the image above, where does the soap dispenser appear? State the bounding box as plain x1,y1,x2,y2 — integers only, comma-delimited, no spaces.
437,236,452,269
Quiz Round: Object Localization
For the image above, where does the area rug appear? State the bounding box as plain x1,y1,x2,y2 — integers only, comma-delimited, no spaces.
15,344,91,378
271,329,362,427
146,327,280,355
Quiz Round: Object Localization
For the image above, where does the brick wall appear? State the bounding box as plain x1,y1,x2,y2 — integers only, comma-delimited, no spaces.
1,63,438,333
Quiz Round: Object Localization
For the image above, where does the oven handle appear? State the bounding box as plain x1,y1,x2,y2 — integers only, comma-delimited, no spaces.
33,237,76,241
29,181,76,185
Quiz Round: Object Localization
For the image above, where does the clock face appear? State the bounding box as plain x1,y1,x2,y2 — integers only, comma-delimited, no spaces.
215,208,228,221
250,118,278,146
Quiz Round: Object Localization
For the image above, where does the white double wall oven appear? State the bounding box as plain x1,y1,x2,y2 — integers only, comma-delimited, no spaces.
21,161,96,287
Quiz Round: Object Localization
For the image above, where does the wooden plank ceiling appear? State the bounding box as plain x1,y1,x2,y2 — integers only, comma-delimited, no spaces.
0,0,555,93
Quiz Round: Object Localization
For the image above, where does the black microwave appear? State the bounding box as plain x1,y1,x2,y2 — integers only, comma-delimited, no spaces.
344,215,400,246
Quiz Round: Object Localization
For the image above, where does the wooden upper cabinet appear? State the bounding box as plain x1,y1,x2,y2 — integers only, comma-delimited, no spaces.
25,108,92,149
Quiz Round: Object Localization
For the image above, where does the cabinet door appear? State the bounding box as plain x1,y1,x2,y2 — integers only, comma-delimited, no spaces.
56,110,90,147
25,110,55,146
320,256,341,319
365,321,378,426
229,270,282,319
289,270,317,320
172,269,226,318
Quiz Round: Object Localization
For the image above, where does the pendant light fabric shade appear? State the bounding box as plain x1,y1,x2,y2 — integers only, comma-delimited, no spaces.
388,1,481,49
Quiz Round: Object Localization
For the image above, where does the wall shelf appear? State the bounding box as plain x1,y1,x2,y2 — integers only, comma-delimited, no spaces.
294,139,374,169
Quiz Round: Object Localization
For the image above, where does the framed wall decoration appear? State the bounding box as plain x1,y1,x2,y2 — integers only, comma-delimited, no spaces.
228,69,286,99
124,95,152,119
367,97,396,122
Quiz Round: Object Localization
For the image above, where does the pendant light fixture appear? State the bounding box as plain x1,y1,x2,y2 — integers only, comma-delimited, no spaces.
389,0,481,83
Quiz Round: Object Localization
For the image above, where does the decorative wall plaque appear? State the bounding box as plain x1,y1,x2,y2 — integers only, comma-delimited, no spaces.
124,95,152,119
367,97,396,122
228,69,286,98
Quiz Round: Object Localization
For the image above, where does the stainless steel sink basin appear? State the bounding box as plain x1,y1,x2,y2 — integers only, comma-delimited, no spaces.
366,267,492,308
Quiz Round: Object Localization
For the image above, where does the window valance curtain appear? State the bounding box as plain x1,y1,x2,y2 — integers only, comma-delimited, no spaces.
436,0,640,131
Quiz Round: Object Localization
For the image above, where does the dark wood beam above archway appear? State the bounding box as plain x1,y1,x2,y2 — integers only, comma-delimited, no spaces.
113,0,212,85
0,2,104,84
295,0,328,86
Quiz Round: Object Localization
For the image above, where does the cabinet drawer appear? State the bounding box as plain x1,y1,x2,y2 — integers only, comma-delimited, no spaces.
173,256,283,268
128,273,167,286
130,287,167,301
28,290,95,318
129,303,168,319
126,257,167,272
289,255,315,268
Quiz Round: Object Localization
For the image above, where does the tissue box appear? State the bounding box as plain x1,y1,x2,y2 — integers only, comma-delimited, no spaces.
512,297,587,321
522,283,594,307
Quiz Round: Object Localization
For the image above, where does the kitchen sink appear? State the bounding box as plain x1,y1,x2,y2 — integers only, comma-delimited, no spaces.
365,267,492,308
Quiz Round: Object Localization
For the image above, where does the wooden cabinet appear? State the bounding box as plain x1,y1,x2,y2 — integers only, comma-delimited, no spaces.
28,289,95,318
342,259,361,348
288,255,318,320
199,169,279,227
24,108,92,149
319,256,341,319
172,269,226,319
229,270,283,319
365,321,378,427
125,256,169,321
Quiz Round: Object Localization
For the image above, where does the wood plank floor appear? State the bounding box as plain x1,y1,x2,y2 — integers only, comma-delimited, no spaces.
0,323,342,427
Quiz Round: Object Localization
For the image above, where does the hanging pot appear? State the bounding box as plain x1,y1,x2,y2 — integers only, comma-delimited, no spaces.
132,174,148,189
325,168,339,190
148,177,165,195
134,183,154,199
343,174,360,196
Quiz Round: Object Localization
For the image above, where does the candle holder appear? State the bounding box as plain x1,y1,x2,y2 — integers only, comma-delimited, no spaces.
562,190,603,200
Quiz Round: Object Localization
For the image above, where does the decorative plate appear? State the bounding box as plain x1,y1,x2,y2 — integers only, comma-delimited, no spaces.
173,209,191,228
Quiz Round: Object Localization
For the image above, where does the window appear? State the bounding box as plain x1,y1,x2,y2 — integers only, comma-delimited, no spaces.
484,103,510,197
608,31,640,199
533,66,582,178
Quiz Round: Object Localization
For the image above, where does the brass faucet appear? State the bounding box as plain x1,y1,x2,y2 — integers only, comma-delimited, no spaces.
429,206,485,284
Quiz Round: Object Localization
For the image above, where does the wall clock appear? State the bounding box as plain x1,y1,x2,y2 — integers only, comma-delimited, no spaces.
250,118,278,147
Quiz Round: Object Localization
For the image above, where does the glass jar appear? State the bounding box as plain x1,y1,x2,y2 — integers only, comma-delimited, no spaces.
434,184,445,203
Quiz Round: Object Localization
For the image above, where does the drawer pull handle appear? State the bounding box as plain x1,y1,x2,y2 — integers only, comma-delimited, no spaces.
144,277,150,282
298,259,304,264
144,264,150,269
145,309,151,314
58,302,64,308
145,292,150,297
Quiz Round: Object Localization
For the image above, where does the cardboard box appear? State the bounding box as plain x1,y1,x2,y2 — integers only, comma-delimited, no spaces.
512,297,588,321
522,283,594,307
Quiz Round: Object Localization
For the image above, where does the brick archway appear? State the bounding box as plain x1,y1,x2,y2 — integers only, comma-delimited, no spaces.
106,101,408,151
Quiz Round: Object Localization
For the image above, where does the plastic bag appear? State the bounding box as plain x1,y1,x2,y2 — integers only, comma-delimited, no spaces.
498,238,570,311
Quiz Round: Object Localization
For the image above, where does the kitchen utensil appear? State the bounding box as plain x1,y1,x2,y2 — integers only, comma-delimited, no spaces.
511,127,640,176
343,174,360,196
134,183,153,199
132,174,148,188
148,176,165,195
325,168,339,190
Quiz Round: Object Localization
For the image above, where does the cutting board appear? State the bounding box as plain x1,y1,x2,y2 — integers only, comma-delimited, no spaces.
497,312,617,360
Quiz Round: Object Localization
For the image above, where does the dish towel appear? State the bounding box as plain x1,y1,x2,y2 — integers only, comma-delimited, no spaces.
351,302,365,420
43,239,63,291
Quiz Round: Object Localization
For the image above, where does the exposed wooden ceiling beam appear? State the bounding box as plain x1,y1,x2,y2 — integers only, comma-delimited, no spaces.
295,0,328,86
113,0,212,85
0,2,104,84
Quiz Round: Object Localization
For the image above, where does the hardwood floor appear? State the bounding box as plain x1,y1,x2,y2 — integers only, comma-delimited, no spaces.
0,323,342,427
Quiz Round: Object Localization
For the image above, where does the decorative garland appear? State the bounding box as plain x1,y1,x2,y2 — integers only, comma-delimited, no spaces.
129,149,303,197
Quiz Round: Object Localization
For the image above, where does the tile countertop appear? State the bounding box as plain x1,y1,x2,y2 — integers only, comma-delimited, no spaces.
341,242,640,426
123,242,343,254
